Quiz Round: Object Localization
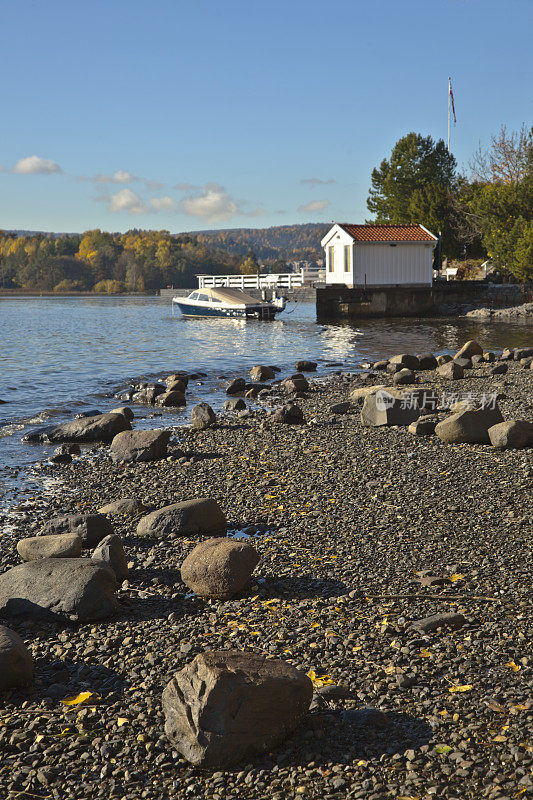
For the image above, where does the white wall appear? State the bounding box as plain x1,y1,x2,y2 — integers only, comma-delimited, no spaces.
323,227,355,285
354,243,434,286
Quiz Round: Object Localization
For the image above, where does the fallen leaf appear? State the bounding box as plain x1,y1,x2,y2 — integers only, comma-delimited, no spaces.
450,573,465,582
420,648,432,658
307,670,335,687
506,661,521,672
485,699,507,714
448,684,473,693
61,691,95,706
117,718,128,727
434,744,453,754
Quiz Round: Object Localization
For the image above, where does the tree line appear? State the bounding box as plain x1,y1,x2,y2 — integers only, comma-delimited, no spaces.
0,229,242,292
367,125,532,280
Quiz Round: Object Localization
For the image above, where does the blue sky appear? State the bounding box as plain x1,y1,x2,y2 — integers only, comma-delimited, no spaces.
1,0,531,233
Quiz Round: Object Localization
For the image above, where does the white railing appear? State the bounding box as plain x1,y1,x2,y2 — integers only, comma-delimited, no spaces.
197,272,305,290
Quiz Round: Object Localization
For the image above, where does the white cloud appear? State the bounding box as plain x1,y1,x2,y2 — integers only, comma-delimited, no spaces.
12,155,62,175
180,183,240,223
94,170,138,184
298,199,331,213
301,177,336,185
174,182,199,191
109,188,147,214
149,196,177,212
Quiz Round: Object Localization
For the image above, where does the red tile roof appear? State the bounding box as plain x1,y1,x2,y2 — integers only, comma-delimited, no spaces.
338,223,437,242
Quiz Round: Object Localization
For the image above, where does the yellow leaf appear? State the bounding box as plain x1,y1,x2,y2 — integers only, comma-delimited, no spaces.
450,573,465,582
35,734,44,742
117,718,128,727
420,648,432,658
61,691,95,706
307,670,335,687
492,734,507,742
448,684,473,693
506,661,521,672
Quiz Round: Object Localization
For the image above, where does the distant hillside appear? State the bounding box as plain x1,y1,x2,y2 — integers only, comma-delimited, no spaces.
190,223,330,262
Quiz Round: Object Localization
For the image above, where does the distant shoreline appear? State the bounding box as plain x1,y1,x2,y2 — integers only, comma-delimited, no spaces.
0,290,157,297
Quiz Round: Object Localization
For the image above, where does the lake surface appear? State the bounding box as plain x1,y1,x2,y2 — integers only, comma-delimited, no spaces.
1,295,531,506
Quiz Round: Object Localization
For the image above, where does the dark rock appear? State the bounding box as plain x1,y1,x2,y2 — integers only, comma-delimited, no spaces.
155,390,186,407
488,420,533,449
165,379,187,394
191,403,216,430
226,378,246,395
372,360,389,370
54,444,81,456
110,429,171,462
513,347,533,360
408,415,438,436
22,413,131,444
411,613,466,633
180,538,260,599
436,361,464,380
490,363,508,376
272,403,305,424
250,365,275,382
223,398,246,412
393,368,415,385
17,533,82,561
166,373,189,387
75,409,101,419
389,354,420,370
361,390,420,427
41,513,113,549
453,357,472,369
162,651,312,768
50,453,72,464
92,534,129,582
435,404,504,444
136,499,226,538
329,402,353,414
416,353,438,370
0,559,118,622
0,626,34,691
283,377,309,393
295,360,317,372
386,362,403,374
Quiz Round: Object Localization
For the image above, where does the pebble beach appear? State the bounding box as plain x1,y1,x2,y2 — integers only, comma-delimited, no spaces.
0,346,532,800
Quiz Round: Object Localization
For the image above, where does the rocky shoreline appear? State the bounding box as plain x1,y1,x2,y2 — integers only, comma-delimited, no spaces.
0,345,532,799
465,302,533,322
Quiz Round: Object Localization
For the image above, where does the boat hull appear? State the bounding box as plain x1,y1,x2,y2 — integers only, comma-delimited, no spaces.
173,300,278,320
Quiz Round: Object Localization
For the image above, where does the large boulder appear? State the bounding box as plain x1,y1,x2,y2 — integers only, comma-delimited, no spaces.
408,415,438,436
136,499,226,538
350,385,386,404
165,379,187,394
17,533,82,562
295,360,317,372
0,559,118,622
110,406,134,421
436,361,464,380
22,413,131,444
41,513,113,549
166,373,189,387
110,429,171,463
488,420,533,449
435,404,504,444
162,651,313,768
436,354,453,366
361,389,420,427
455,340,483,359
97,498,148,517
389,354,420,370
250,365,275,382
0,626,34,691
514,347,533,360
92,534,129,582
191,403,216,431
180,538,260,599
453,357,472,370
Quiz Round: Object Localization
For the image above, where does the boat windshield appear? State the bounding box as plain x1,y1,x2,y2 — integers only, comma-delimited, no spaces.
188,291,199,300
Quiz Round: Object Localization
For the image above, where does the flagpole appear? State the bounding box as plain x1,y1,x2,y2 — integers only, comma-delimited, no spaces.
448,77,451,153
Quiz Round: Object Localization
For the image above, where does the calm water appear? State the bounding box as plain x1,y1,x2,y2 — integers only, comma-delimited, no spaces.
1,295,531,504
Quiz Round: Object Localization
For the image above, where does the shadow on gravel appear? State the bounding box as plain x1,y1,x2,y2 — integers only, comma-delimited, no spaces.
264,575,348,600
32,658,125,699
246,709,434,772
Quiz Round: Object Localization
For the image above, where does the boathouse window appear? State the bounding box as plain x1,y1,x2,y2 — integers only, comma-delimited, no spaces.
344,245,351,272
328,246,334,272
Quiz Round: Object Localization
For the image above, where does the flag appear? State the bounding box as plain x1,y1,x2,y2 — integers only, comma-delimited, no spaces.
449,79,457,124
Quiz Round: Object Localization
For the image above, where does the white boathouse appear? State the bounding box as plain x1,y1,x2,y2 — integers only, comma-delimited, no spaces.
321,223,438,287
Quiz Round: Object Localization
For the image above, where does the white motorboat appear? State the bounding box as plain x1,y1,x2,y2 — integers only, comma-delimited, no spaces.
172,287,286,320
